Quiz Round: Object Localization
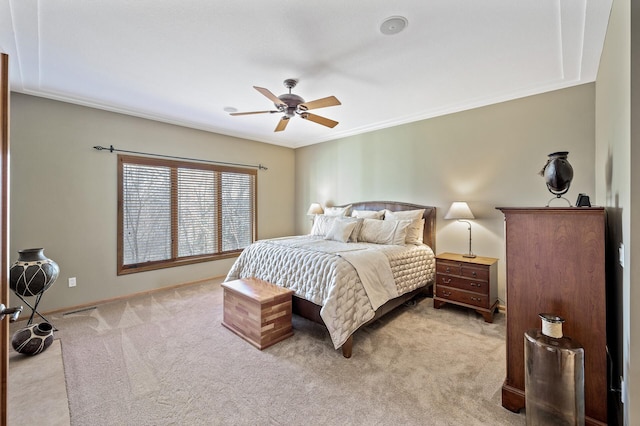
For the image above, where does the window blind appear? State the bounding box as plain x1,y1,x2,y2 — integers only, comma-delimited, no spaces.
118,155,256,274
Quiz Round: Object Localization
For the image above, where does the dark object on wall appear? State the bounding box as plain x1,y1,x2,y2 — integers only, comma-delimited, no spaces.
540,151,574,206
525,314,585,425
496,207,607,425
9,248,59,327
11,322,54,355
576,193,591,207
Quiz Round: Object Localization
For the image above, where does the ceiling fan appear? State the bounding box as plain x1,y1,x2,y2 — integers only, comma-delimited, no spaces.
230,79,341,132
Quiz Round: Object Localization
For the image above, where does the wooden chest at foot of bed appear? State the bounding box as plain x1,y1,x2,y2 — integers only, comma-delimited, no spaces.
221,278,294,350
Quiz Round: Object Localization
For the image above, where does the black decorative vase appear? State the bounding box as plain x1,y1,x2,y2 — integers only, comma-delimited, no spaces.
9,248,59,297
540,151,574,196
11,322,54,355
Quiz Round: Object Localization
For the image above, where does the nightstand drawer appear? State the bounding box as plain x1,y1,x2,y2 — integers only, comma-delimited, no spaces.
436,273,488,294
460,265,489,281
437,261,490,282
436,260,461,275
435,286,488,308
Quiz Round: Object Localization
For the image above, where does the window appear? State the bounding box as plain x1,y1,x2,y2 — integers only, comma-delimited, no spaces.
117,154,257,274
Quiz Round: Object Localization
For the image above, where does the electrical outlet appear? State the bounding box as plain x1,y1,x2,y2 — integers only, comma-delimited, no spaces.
68,277,77,287
619,243,625,267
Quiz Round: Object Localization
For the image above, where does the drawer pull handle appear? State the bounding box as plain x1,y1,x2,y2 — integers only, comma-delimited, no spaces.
442,291,452,297
470,297,481,301
469,282,479,287
441,278,452,284
471,271,477,277
445,267,451,273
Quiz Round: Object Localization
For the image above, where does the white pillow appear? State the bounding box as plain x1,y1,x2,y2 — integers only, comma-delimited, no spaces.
324,219,358,243
358,218,412,245
405,219,425,244
348,218,364,242
311,214,338,236
320,216,362,242
352,209,384,219
384,209,426,244
383,208,425,221
323,204,352,217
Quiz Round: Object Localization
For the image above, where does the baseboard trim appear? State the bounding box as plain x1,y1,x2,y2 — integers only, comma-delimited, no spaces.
14,275,226,322
24,281,510,321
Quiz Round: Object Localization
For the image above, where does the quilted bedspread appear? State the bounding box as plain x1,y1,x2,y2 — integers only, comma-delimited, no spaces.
225,236,435,349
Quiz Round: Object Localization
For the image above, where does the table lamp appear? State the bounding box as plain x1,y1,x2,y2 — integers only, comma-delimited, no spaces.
444,202,476,258
307,203,324,224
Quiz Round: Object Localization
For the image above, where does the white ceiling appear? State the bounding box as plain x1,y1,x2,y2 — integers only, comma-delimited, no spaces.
0,0,612,149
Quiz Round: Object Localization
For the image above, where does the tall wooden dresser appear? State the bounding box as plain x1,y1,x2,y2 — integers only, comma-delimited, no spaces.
497,207,607,425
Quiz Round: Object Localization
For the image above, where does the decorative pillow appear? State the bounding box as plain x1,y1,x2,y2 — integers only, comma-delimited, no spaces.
358,218,412,245
384,209,426,244
352,209,385,219
383,208,425,221
310,214,339,237
324,218,359,243
406,219,425,244
348,217,365,242
324,204,352,217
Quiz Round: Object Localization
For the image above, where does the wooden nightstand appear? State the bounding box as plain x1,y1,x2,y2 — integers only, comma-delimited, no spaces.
433,252,498,322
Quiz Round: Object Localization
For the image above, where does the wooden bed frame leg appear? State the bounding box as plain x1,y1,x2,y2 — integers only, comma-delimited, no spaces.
341,336,353,358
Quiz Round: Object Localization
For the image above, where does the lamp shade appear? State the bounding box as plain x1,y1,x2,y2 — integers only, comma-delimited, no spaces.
307,202,324,216
444,202,475,220
444,202,476,258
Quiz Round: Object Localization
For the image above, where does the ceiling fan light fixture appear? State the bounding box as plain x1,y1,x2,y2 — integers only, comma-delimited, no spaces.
380,16,408,35
231,80,341,132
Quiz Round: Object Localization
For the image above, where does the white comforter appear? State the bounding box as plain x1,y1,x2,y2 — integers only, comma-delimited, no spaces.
225,235,435,349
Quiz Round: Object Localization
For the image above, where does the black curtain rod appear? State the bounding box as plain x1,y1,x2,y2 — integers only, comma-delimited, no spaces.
93,145,268,170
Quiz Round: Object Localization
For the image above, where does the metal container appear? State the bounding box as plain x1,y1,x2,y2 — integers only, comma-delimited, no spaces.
524,314,585,425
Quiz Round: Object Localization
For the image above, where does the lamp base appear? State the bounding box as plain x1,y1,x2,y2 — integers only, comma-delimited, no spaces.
463,253,476,258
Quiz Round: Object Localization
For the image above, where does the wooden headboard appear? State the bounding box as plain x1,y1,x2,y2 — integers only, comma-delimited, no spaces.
338,201,436,252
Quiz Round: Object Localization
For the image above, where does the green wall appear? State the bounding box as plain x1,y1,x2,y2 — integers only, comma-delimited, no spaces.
10,83,598,326
595,0,637,423
295,83,597,306
9,93,296,312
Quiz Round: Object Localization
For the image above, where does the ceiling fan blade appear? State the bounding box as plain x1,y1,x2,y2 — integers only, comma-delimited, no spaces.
254,86,286,108
298,96,341,111
300,112,338,128
274,116,290,132
230,110,279,116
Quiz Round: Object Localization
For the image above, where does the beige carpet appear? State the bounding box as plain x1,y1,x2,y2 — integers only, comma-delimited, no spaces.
45,279,525,425
8,339,70,426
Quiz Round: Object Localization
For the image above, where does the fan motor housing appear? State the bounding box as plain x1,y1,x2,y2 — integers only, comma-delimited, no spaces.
277,93,305,117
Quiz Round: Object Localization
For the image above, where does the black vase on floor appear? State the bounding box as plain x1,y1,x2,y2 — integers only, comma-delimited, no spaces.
11,322,54,355
9,248,59,297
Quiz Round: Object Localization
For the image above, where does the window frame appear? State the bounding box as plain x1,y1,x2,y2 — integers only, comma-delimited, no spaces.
117,154,257,275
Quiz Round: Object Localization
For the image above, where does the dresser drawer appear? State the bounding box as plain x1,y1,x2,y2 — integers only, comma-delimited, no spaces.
435,286,489,309
460,265,489,281
436,260,461,275
436,273,488,294
437,260,490,282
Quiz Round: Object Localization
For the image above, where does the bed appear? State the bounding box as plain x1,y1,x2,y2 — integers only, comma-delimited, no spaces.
225,201,436,357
